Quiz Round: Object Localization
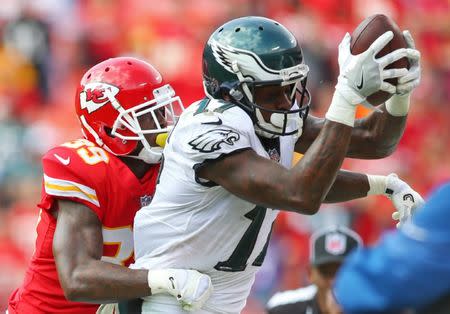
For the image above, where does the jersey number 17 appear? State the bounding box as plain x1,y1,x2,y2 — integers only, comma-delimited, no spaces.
214,206,273,272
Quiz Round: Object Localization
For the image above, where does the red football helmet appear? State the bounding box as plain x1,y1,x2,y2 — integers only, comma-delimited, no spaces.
75,57,184,163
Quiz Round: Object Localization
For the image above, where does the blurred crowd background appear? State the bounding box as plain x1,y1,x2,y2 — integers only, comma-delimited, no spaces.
0,0,449,312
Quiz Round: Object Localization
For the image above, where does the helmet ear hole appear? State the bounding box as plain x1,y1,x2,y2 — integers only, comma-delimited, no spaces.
114,122,126,131
220,89,229,100
98,124,137,155
104,127,115,137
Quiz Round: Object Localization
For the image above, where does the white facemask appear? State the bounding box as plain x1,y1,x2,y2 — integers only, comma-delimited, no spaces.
254,108,303,139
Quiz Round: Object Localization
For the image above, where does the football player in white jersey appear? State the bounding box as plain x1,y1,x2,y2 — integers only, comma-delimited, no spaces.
130,16,423,313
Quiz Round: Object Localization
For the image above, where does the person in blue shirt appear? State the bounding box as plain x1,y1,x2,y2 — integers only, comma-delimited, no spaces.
327,182,450,314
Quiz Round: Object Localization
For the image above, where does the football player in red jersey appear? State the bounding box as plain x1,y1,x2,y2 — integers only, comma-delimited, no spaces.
7,57,212,314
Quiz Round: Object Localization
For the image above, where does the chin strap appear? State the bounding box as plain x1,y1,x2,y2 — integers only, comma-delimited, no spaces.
125,146,163,164
125,132,169,164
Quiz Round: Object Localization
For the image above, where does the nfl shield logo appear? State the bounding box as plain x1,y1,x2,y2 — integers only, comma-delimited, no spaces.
325,233,347,255
268,148,280,162
140,195,153,207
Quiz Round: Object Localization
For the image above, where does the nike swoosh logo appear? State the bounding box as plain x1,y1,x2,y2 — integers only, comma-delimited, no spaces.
356,71,364,90
54,154,71,165
201,118,223,125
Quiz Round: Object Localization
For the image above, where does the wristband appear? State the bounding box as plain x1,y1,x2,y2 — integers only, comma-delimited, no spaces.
148,269,173,295
325,90,357,127
367,174,387,195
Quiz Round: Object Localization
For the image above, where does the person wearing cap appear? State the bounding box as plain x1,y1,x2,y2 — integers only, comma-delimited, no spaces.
266,226,362,314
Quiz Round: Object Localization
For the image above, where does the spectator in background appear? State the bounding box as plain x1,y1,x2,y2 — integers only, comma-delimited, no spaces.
327,182,450,314
3,5,51,101
266,225,362,314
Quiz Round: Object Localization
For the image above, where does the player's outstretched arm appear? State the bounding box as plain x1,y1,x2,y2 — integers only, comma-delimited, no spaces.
323,170,424,227
297,30,421,159
197,120,353,215
53,200,212,308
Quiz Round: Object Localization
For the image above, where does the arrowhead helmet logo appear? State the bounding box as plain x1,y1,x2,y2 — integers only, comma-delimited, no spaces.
80,82,120,113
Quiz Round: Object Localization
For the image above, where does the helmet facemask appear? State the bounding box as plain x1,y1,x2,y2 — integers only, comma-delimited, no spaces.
112,84,183,163
241,71,311,139
81,84,184,164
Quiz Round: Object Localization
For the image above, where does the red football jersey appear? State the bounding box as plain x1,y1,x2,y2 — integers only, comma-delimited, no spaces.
8,139,159,314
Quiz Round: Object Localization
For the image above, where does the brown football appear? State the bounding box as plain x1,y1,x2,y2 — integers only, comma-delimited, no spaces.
350,14,409,106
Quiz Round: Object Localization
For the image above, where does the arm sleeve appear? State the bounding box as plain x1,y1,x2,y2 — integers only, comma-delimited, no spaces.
334,183,450,313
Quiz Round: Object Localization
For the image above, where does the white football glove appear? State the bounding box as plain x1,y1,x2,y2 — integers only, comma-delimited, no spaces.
385,30,421,116
147,269,213,311
335,31,412,108
385,173,425,228
327,31,415,126
396,30,421,95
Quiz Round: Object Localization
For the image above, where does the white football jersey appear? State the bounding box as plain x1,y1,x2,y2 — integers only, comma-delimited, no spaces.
132,98,297,313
